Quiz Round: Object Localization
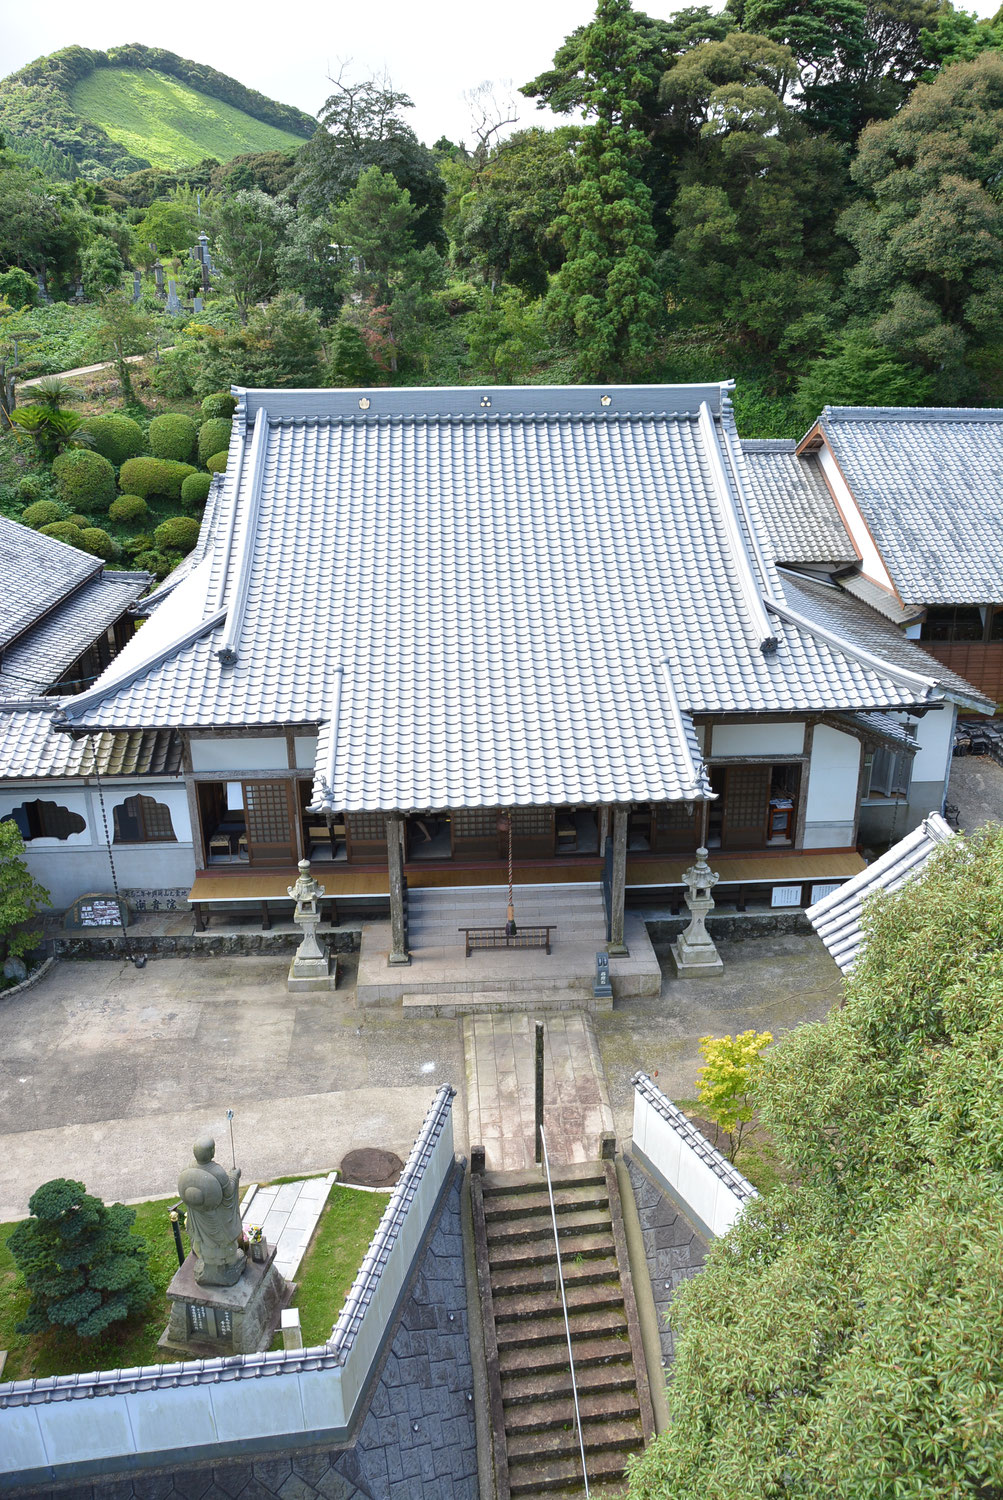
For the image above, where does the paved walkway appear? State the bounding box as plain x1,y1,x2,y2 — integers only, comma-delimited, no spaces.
464,1012,615,1170
241,1172,338,1281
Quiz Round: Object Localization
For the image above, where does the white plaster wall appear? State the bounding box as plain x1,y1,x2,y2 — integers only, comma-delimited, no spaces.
710,722,805,758
294,736,318,770
190,737,288,772
908,705,955,786
0,787,92,847
817,445,895,593
632,1090,752,1237
803,725,860,847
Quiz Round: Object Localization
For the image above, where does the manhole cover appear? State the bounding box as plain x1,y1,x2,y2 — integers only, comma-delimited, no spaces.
339,1148,404,1188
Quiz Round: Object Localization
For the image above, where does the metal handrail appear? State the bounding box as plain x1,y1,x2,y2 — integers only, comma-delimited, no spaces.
539,1126,590,1497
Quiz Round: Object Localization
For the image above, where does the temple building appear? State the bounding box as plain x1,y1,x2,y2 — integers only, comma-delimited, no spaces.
12,381,984,946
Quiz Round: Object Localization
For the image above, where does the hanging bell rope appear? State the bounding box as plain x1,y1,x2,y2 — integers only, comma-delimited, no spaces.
498,808,517,936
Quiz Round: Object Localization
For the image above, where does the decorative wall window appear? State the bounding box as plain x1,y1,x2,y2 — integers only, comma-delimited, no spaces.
3,800,85,841
452,809,497,838
345,811,388,841
112,794,177,843
511,808,554,836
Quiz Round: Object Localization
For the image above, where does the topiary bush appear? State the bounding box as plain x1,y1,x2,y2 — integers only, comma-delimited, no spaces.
206,450,229,474
108,494,149,525
197,418,232,466
148,413,197,463
78,527,118,561
21,500,64,529
154,516,201,552
181,472,213,508
38,521,86,548
82,414,147,468
133,548,172,579
17,476,45,504
123,533,154,556
201,391,237,420
51,449,117,514
118,458,198,500
66,514,90,530
8,1178,154,1340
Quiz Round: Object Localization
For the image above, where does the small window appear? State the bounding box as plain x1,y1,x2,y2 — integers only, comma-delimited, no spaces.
864,748,911,799
3,800,86,841
112,794,176,843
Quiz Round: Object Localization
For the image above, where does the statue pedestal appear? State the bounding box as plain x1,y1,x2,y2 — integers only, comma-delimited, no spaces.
159,1246,294,1358
669,932,725,978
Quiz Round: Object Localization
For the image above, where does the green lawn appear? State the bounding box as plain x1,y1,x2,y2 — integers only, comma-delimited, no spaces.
72,67,306,171
0,1182,388,1381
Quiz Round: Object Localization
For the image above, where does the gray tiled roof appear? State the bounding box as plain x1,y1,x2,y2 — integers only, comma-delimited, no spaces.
53,386,964,811
0,707,181,779
775,570,992,711
0,516,101,651
740,440,857,565
818,407,1003,605
0,571,149,698
807,812,955,971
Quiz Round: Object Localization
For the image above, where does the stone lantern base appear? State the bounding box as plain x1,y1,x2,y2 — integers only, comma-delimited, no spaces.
287,952,338,993
159,1246,294,1358
669,933,724,978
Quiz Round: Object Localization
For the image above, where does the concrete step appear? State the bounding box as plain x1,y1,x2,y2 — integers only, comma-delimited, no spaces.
505,1386,641,1434
483,1183,610,1222
491,1252,620,1296
497,1334,633,1378
494,1305,627,1350
487,1229,615,1271
501,1360,638,1407
492,1280,624,1323
486,1206,612,1246
507,1443,633,1496
507,1415,642,1463
481,1164,605,1194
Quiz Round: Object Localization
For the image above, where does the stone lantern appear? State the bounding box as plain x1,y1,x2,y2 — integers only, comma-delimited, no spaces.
287,859,337,991
670,847,724,977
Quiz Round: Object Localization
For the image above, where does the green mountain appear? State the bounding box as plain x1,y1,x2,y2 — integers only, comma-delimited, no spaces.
0,44,317,179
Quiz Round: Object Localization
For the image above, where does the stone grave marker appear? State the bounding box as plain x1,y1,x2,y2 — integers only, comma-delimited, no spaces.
64,893,129,929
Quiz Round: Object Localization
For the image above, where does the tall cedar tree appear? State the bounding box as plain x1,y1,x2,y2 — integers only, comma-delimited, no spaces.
541,0,662,380
8,1179,154,1339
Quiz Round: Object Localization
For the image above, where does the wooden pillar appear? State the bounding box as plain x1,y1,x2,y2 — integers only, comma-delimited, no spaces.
608,805,629,955
386,812,410,966
598,805,610,856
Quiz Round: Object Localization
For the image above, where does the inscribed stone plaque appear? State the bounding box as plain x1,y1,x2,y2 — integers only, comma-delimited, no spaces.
64,893,129,929
187,1302,209,1337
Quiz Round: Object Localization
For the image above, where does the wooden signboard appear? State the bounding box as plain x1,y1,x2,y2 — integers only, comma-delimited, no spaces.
64,893,129,929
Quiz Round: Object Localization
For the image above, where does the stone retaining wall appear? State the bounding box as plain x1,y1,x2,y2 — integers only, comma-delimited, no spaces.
49,928,363,959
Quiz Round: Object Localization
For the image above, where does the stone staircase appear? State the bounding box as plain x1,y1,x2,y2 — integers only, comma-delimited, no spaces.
407,883,607,950
471,1160,653,1498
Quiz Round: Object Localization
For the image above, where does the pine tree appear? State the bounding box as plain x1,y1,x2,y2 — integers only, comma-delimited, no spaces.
544,0,662,380
8,1179,154,1339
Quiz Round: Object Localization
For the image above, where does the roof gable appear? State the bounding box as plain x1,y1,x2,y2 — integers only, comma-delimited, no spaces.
0,516,101,652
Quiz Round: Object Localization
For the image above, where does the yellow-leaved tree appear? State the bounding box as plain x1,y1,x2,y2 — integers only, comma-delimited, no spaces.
695,1029,772,1161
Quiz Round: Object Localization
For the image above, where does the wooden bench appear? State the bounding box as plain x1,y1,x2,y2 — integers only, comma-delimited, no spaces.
459,925,555,957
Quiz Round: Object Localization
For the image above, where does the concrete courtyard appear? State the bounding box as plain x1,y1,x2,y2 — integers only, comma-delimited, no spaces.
0,931,845,1219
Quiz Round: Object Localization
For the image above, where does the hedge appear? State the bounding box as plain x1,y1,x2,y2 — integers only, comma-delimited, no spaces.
206,451,228,474
51,449,117,514
108,494,149,525
21,500,64,529
154,516,200,552
201,392,237,420
197,418,231,466
118,458,198,500
83,414,146,468
181,472,213,508
149,413,197,463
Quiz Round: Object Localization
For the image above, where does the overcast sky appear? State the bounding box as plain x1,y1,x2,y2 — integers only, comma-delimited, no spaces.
3,0,1001,149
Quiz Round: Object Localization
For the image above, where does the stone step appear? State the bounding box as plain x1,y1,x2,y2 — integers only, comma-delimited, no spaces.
497,1334,633,1378
487,1229,615,1271
492,1280,624,1324
507,1414,642,1463
483,1183,610,1222
501,1360,638,1408
494,1305,627,1350
491,1252,620,1297
480,1164,605,1194
486,1206,612,1247
505,1386,641,1434
507,1443,632,1496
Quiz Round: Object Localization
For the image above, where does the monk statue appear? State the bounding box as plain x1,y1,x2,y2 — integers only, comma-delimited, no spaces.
177,1135,246,1287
